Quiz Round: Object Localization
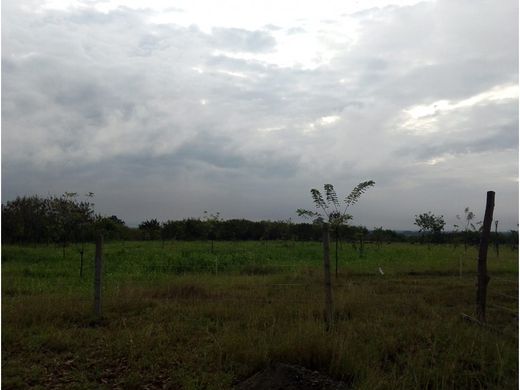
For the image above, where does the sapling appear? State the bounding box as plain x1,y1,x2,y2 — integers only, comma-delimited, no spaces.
203,211,222,254
298,182,375,277
454,207,481,252
297,181,375,329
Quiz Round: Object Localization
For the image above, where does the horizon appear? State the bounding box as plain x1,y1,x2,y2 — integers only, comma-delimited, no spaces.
2,191,517,234
2,0,518,231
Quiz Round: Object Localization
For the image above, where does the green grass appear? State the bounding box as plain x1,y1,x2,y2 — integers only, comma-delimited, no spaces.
2,241,518,389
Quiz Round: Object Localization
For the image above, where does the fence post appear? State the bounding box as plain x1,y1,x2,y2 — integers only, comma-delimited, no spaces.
79,246,84,278
94,234,103,317
477,191,494,323
322,223,333,330
494,220,499,258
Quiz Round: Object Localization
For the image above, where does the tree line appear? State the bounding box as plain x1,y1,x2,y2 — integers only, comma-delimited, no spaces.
1,194,517,247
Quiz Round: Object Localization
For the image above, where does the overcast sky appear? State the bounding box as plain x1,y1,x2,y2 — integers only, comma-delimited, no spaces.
2,0,518,229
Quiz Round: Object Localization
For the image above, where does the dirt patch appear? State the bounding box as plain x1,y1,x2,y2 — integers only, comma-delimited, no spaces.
235,363,349,390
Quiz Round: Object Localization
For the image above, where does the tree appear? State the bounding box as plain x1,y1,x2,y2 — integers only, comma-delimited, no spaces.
454,207,481,252
139,219,161,240
1,195,51,243
45,192,96,263
203,211,222,253
94,215,128,241
298,181,375,277
1,192,95,249
414,211,445,246
161,220,181,240
297,181,375,329
510,228,518,250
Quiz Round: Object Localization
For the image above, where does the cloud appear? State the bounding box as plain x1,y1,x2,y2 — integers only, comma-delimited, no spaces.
210,27,276,52
2,0,518,229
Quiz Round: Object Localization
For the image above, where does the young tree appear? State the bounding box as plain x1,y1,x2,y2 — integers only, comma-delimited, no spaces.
297,181,375,328
203,211,222,253
298,182,375,277
46,192,95,259
414,211,445,247
454,207,481,252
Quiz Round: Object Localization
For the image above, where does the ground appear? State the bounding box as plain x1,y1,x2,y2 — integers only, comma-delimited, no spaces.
2,241,518,389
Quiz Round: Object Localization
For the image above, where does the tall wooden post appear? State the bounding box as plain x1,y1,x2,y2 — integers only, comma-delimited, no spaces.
94,234,103,317
322,223,333,330
335,226,339,279
477,191,494,323
494,220,499,258
79,241,85,278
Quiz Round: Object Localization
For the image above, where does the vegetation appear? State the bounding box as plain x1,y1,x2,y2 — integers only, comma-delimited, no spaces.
2,191,518,388
297,181,375,277
3,193,518,248
414,212,446,245
2,241,517,389
454,207,481,252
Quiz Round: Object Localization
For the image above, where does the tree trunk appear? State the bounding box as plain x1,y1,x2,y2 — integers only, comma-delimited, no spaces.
477,191,495,323
94,235,103,317
79,244,84,278
322,223,333,330
335,227,339,278
494,220,499,258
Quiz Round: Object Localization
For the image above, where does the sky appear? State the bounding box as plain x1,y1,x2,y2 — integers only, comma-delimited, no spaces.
2,0,519,230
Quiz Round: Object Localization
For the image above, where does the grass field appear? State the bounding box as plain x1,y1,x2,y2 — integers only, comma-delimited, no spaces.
2,241,518,389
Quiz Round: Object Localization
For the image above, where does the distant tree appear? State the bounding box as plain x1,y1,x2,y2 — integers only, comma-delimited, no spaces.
108,215,126,226
414,211,445,247
1,195,50,244
510,228,518,250
161,220,181,240
369,227,404,246
46,192,96,260
203,211,222,253
454,207,481,252
139,218,161,240
372,227,384,248
2,192,95,248
183,218,209,240
94,214,128,240
297,181,375,278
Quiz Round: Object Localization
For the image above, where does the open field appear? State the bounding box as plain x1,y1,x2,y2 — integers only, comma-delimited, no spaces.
2,241,518,389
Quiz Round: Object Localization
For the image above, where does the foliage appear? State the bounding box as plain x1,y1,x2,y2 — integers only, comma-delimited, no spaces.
454,207,481,233
414,211,445,243
203,211,222,240
94,215,130,241
297,181,375,227
1,193,96,244
454,207,482,250
138,219,162,240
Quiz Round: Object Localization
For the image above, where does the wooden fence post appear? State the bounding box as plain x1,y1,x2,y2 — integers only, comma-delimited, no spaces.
477,191,495,323
94,234,103,317
322,223,333,330
494,220,499,258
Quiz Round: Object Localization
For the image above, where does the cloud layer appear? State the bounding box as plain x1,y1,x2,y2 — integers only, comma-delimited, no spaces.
2,0,518,229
